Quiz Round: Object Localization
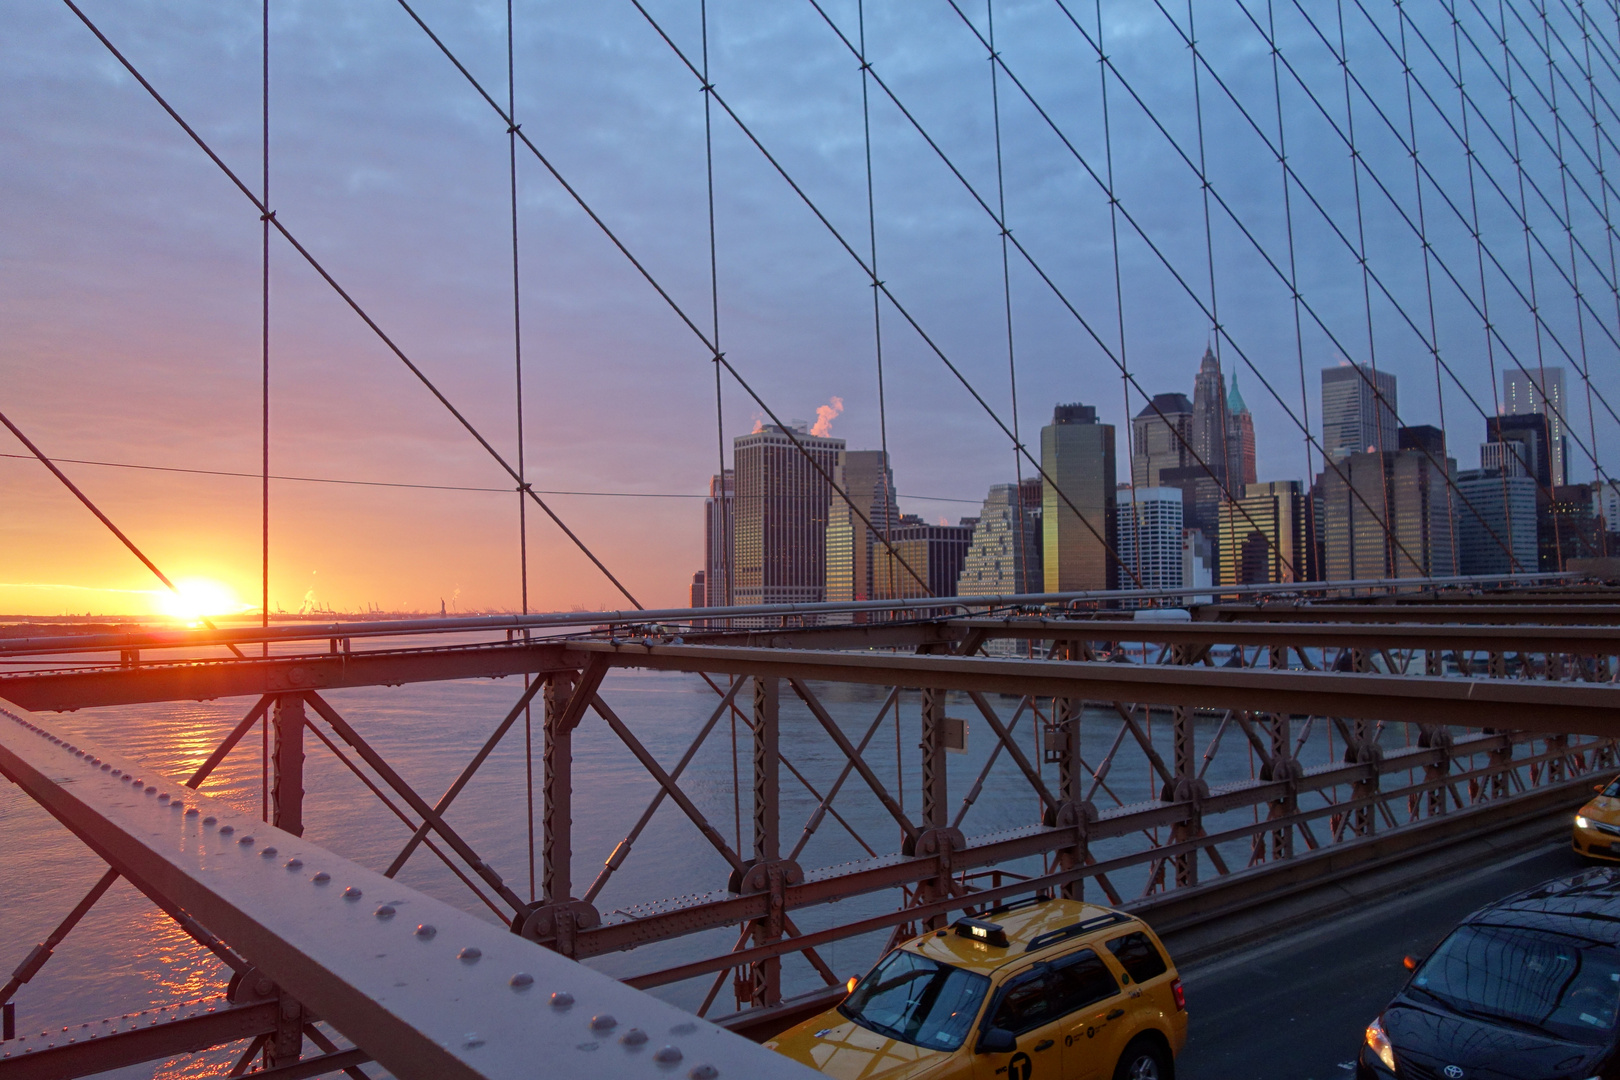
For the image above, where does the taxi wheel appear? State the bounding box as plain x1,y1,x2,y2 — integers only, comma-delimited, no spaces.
1112,1037,1171,1080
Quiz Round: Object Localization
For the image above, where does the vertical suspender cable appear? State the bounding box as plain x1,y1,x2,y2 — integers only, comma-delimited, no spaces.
260,0,271,822
1268,0,1322,581
985,0,1031,598
505,0,536,905
698,0,742,859
1336,0,1400,577
1578,0,1615,551
1399,0,1462,565
1094,0,1139,594
1498,0,1567,567
857,0,895,605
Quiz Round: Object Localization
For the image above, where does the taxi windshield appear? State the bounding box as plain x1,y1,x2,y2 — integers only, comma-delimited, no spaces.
838,949,990,1051
1410,923,1620,1045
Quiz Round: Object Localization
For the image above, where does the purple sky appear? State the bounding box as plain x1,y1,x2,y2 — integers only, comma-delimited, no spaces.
3,0,1614,615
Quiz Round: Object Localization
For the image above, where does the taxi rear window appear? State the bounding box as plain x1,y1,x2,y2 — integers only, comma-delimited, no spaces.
1106,932,1169,983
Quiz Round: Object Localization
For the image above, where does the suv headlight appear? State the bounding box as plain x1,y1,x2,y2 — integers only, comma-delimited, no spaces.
1577,815,1592,829
1365,1016,1396,1071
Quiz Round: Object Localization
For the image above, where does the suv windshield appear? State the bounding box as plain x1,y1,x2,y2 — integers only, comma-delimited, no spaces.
1411,923,1620,1044
839,949,991,1051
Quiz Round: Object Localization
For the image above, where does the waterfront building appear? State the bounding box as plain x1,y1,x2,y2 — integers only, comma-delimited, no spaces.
1322,362,1398,461
1217,480,1311,585
824,450,897,603
1041,403,1117,593
703,469,734,606
874,515,977,600
732,424,844,605
957,479,1043,595
1130,392,1194,488
1504,366,1568,486
1115,487,1184,599
1455,467,1538,574
1320,425,1456,580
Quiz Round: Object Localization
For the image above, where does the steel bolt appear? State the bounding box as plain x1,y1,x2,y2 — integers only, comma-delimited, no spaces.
184,808,199,817
343,887,362,901
509,973,533,989
457,947,481,963
237,835,255,846
157,793,169,803
259,847,277,857
202,816,216,826
414,923,436,939
550,992,574,1009
590,1015,617,1031
463,1034,485,1049
285,858,303,870
218,825,234,835
653,1046,683,1064
311,871,330,883
374,905,396,920
144,787,156,796
620,1029,648,1046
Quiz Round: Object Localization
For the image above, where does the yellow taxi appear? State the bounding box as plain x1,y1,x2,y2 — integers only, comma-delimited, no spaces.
766,895,1186,1080
1573,773,1620,861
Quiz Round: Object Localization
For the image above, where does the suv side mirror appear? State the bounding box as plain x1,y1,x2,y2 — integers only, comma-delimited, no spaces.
977,1028,1016,1055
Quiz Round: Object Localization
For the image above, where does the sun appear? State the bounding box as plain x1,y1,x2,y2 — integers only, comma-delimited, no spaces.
156,578,248,623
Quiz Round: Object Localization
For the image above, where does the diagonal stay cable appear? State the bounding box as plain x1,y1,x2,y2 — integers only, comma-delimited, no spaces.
0,408,250,655
57,0,642,611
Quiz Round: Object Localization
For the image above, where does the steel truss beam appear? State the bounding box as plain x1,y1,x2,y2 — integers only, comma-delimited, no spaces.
0,703,814,1080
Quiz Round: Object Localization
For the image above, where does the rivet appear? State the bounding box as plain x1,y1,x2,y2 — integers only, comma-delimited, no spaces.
415,923,436,939
237,835,255,846
157,793,170,803
620,1028,648,1046
669,1022,697,1036
374,905,396,919
653,1046,683,1064
463,1034,485,1049
343,887,362,901
144,787,157,795
218,825,234,835
260,847,278,857
509,973,533,988
202,816,216,826
285,858,303,870
457,947,481,963
550,991,574,1009
171,802,184,811
99,764,111,772
311,871,330,884
576,1041,600,1052
690,1065,719,1079
590,1014,617,1031
185,808,199,817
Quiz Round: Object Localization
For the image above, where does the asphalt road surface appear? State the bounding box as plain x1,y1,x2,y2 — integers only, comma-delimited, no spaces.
1175,841,1589,1080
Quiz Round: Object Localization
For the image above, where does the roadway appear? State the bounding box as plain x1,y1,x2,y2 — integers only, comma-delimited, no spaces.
1176,839,1590,1080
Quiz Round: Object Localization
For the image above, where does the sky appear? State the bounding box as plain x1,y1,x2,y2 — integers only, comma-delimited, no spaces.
2,0,1616,617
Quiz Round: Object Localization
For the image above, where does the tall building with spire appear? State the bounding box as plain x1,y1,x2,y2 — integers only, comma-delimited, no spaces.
1190,346,1231,483
1227,373,1256,487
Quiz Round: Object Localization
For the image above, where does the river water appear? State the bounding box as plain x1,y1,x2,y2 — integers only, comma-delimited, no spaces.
0,639,1507,1077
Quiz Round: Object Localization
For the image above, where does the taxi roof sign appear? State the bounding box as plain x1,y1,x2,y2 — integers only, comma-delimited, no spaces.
953,918,1009,948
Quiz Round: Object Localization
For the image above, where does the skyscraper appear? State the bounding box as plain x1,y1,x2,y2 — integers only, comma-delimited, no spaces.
824,450,897,603
1130,392,1194,488
703,469,734,607
1504,366,1568,486
1217,481,1311,585
732,424,845,605
1116,488,1184,600
874,515,977,600
1041,403,1117,593
1320,426,1455,580
957,480,1043,595
1455,467,1537,574
1189,347,1230,483
1484,414,1552,489
1227,374,1257,487
1322,363,1398,461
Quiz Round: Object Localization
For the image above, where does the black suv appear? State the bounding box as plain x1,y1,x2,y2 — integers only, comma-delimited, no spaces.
1358,868,1620,1080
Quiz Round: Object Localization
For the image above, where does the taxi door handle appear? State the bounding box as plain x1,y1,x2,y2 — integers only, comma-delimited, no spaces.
1105,1009,1125,1021
1033,1040,1054,1052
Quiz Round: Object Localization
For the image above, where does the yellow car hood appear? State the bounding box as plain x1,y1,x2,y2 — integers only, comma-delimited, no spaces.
768,1014,952,1080
1583,795,1620,826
